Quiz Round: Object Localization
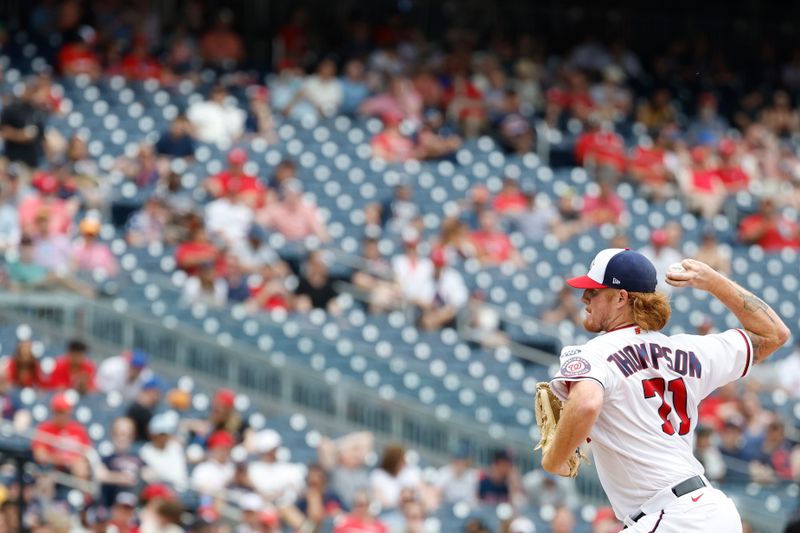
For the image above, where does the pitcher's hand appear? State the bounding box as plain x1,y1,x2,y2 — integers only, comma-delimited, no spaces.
665,259,723,292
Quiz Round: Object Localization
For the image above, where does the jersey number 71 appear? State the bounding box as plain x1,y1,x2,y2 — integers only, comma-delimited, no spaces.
641,377,691,436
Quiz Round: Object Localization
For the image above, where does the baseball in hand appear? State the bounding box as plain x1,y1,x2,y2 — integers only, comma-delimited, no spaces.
668,262,686,273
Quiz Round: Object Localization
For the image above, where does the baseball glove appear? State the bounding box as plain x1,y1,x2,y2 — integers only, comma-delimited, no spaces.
534,382,587,478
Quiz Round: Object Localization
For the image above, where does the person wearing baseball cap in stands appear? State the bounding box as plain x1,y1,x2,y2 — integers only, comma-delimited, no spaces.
19,172,74,237
191,430,236,496
32,392,91,478
640,228,682,295
108,492,138,533
419,249,468,331
204,176,255,247
126,376,163,442
72,216,118,277
203,147,265,207
140,483,177,506
96,349,153,401
370,110,416,163
247,429,305,503
258,507,282,533
469,211,524,268
332,489,388,533
140,414,188,489
237,492,266,533
391,228,434,308
183,388,250,447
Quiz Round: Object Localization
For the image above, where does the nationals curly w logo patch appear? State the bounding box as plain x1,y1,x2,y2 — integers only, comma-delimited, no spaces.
561,356,591,377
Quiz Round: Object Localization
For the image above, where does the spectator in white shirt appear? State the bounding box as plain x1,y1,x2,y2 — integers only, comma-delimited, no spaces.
391,229,434,307
0,188,20,252
237,492,267,533
434,450,479,506
283,58,343,119
191,430,236,495
95,349,153,402
419,249,468,330
230,225,283,274
369,444,425,511
247,429,306,505
205,187,254,247
140,414,188,489
182,262,228,309
694,425,727,482
639,228,682,294
759,338,800,398
187,84,245,147
521,469,579,510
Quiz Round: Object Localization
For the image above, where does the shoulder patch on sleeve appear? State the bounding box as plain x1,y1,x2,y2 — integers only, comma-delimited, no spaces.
560,345,583,359
560,356,592,377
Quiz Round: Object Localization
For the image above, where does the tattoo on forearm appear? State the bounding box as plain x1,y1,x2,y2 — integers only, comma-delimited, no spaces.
748,332,767,360
738,290,776,324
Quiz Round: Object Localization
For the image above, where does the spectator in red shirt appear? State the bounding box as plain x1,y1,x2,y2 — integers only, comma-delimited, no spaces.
6,338,44,388
204,148,266,208
360,77,423,125
739,198,800,251
717,139,750,192
628,127,678,201
57,34,101,78
108,492,139,533
175,227,220,276
32,392,91,478
246,262,293,313
371,112,416,163
19,172,76,238
581,177,627,227
679,145,726,219
120,37,163,81
443,74,486,138
48,338,96,394
333,490,388,533
276,7,310,68
200,10,245,70
492,177,528,215
574,120,626,173
470,212,524,267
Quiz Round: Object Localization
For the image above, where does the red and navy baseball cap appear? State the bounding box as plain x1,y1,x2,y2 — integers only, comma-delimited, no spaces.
567,248,657,293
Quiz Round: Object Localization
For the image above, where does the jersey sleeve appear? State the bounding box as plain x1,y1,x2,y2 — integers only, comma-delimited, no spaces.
689,329,753,399
549,343,618,402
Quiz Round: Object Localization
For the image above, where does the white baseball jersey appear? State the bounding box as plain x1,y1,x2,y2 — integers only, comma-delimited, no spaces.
549,324,753,519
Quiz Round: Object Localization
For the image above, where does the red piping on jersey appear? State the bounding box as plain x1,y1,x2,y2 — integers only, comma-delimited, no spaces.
605,323,638,333
734,329,752,378
648,510,665,532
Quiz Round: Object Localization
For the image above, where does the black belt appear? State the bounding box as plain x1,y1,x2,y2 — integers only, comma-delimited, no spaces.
628,475,707,524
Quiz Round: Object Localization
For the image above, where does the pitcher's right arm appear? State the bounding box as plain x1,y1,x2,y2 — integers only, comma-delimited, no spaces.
666,259,790,363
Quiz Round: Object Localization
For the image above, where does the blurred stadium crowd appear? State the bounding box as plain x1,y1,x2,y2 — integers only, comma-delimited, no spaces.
0,0,798,531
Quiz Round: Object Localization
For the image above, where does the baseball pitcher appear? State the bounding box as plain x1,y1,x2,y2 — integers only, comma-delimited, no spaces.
538,248,790,532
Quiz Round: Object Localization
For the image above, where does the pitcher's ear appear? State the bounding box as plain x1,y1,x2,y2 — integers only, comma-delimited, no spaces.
617,289,629,306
